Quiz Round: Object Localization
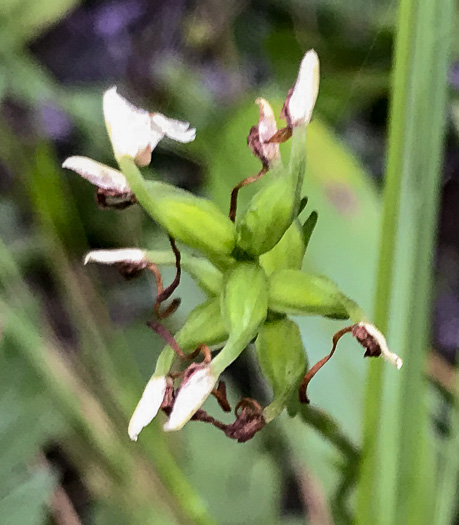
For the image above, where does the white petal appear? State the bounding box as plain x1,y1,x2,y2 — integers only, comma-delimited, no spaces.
151,113,196,143
103,87,154,167
163,366,217,432
359,323,403,369
103,88,196,167
84,248,147,266
288,49,320,127
62,156,131,193
128,376,169,441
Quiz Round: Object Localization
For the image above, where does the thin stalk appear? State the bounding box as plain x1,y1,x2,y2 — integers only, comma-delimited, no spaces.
356,0,453,523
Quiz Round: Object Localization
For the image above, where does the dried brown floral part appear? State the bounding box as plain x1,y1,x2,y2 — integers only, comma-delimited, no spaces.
153,237,181,318
266,126,293,144
148,321,188,359
228,167,267,222
229,99,281,222
161,381,264,441
223,398,266,442
299,323,403,403
247,98,281,167
96,188,137,210
299,326,353,404
211,381,231,412
352,323,403,368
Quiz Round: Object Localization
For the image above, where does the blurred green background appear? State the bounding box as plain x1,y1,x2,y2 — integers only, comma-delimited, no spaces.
0,0,458,524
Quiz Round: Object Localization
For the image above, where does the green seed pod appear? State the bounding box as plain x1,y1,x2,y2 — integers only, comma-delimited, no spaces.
256,317,307,422
149,182,236,259
211,262,269,375
119,158,236,264
236,170,297,257
268,269,350,319
220,262,268,338
259,219,305,275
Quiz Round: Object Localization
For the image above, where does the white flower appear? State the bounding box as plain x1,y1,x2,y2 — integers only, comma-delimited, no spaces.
357,322,403,369
62,156,131,194
103,87,196,167
282,49,320,128
163,365,217,432
128,376,170,441
84,248,147,266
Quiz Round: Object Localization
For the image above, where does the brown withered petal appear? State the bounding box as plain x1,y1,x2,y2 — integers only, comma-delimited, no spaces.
117,261,148,279
223,398,266,443
352,324,382,358
280,88,294,128
96,188,137,210
247,98,280,167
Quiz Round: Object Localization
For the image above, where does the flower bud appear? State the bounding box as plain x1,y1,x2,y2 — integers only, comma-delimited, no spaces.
103,87,195,167
247,98,280,167
236,169,297,256
128,376,170,441
210,262,269,377
220,262,268,338
281,49,320,128
259,220,305,275
268,269,350,319
163,364,217,431
256,318,307,421
144,181,237,262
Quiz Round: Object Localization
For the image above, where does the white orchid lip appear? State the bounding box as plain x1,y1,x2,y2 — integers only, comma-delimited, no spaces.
163,366,217,432
62,156,131,193
283,49,320,128
128,376,169,441
84,248,147,266
103,87,196,167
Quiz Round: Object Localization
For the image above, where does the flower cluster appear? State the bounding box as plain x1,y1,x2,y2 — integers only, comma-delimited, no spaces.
63,50,402,443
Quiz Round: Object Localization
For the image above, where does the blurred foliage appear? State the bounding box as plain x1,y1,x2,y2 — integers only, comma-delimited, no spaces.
0,0,458,524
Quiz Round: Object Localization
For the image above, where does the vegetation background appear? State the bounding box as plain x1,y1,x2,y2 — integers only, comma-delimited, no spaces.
0,0,458,524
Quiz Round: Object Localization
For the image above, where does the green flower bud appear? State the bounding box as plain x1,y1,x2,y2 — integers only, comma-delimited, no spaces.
119,157,236,265
211,262,268,375
268,269,350,319
256,318,307,421
260,220,305,275
236,169,297,257
220,262,268,338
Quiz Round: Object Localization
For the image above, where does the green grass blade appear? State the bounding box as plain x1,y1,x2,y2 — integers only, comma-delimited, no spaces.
356,0,454,523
